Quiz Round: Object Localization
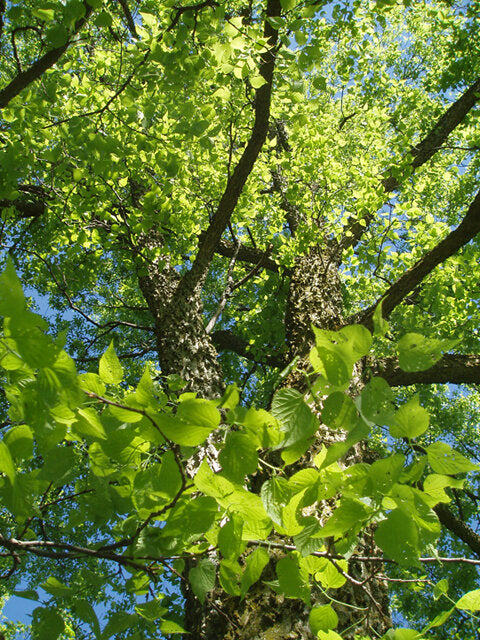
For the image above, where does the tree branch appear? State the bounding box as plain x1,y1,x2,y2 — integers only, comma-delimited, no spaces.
341,76,480,250
355,188,480,330
434,502,480,557
117,0,138,38
175,0,282,300
371,353,480,387
0,1,94,109
201,233,280,272
211,329,286,368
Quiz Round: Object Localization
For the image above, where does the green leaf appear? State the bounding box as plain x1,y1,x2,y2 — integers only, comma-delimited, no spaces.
73,599,101,638
316,632,343,640
456,588,480,611
309,605,339,634
271,388,317,447
32,8,55,21
0,259,25,318
0,440,15,482
240,547,269,598
41,577,73,598
427,441,479,474
135,599,168,621
160,619,187,634
422,608,454,631
189,559,216,604
218,513,245,560
250,75,267,89
360,377,394,424
397,333,457,372
74,407,107,439
261,476,291,525
276,553,310,604
32,607,65,640
219,431,258,483
320,497,370,538
373,300,389,337
433,579,449,600
375,509,420,566
99,341,123,384
321,392,358,431
389,395,429,439
219,558,242,596
4,424,33,461
94,10,112,27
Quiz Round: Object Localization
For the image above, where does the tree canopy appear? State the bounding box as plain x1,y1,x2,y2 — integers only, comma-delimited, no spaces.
0,0,480,638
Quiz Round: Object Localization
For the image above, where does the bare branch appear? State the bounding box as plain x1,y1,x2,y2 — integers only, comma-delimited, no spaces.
355,188,480,330
0,2,94,109
371,354,480,387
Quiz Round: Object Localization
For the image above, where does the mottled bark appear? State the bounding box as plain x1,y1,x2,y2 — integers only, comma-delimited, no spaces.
138,241,224,398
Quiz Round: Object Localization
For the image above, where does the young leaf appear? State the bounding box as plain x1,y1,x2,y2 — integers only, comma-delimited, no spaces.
99,341,123,384
456,588,480,611
389,395,429,439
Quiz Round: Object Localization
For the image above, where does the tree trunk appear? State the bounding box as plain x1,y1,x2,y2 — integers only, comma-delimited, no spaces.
136,231,392,639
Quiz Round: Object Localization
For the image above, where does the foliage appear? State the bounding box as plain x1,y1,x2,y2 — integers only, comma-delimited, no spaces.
0,0,480,638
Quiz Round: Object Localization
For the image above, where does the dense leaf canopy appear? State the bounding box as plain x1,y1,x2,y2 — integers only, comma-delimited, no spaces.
0,0,480,638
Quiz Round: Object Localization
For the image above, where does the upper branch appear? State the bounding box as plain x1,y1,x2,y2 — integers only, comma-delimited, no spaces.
355,188,480,331
341,76,480,251
174,0,282,301
371,353,480,387
0,1,94,109
201,233,280,272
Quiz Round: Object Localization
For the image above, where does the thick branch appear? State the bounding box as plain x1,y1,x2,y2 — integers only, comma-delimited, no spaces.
211,329,286,368
0,2,94,109
175,0,281,300
202,233,280,272
357,188,480,330
434,503,480,557
342,76,480,250
117,0,138,38
372,354,480,387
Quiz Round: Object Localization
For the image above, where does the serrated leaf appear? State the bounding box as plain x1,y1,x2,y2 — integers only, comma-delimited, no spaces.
271,388,317,447
360,376,394,424
261,476,291,524
189,559,216,604
99,341,123,384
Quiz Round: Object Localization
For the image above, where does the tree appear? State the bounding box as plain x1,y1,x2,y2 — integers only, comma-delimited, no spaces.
0,0,480,638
